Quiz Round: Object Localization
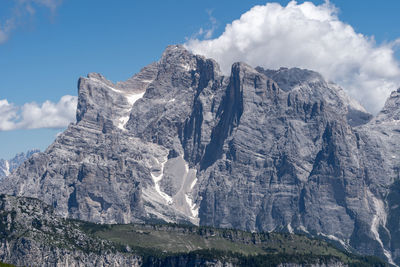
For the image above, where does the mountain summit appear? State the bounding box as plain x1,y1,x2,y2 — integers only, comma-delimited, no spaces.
1,45,400,265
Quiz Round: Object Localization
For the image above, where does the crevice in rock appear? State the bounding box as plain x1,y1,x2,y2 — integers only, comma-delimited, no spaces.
200,64,244,170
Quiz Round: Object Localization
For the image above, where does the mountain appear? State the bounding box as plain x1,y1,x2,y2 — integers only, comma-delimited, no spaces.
0,149,40,179
0,45,399,265
0,194,140,266
0,194,386,267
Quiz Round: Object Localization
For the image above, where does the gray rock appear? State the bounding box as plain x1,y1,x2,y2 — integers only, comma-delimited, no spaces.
278,264,347,267
0,194,359,267
0,45,399,265
0,149,40,178
255,67,372,126
0,194,142,267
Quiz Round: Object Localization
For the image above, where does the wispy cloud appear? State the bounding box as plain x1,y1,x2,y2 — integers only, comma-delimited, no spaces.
190,9,218,41
0,95,77,131
0,0,62,44
185,1,400,114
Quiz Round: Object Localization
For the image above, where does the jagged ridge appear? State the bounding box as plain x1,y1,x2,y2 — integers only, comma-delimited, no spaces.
1,45,400,265
0,149,40,179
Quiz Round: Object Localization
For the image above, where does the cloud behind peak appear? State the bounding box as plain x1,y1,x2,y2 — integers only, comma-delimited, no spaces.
185,1,400,114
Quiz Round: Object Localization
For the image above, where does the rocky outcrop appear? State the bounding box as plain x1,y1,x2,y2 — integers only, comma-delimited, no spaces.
0,149,39,179
352,87,400,264
0,45,399,264
277,264,346,267
0,244,141,267
0,195,142,266
0,195,365,267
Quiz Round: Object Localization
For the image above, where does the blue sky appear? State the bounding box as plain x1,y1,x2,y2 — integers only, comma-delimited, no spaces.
0,0,400,159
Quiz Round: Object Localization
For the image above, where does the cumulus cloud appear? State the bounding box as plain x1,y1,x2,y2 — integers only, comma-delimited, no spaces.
185,1,400,114
0,0,62,44
0,95,77,131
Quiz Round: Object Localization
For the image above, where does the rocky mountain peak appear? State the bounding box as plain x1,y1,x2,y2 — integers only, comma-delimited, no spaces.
2,45,400,264
87,72,112,84
373,87,400,123
256,66,372,126
161,45,192,61
255,66,324,92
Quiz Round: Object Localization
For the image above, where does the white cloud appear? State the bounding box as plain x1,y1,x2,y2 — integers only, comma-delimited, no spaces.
0,17,15,44
0,0,62,44
0,100,19,131
185,1,400,114
0,95,77,131
190,9,218,41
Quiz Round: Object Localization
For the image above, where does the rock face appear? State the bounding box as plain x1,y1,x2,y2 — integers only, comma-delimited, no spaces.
0,194,359,267
0,195,142,267
0,149,40,179
0,45,399,264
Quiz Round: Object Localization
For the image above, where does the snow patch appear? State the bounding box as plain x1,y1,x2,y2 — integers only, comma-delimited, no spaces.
4,161,10,176
169,156,199,224
368,191,396,266
179,63,192,71
287,223,293,234
298,225,309,234
117,91,145,130
151,158,173,205
190,178,197,190
126,92,145,106
89,77,119,93
182,157,199,221
183,156,189,173
185,194,199,218
89,76,146,130
140,79,154,84
318,233,350,251
144,155,199,225
118,116,130,130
